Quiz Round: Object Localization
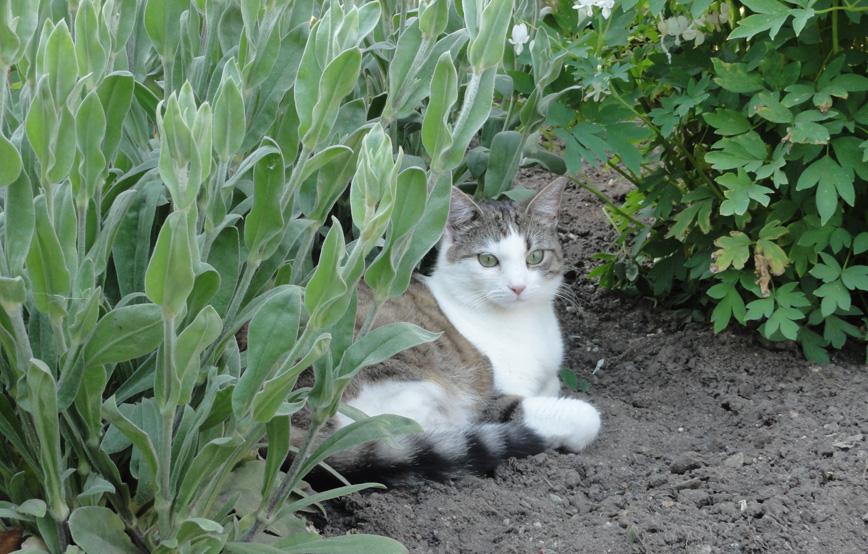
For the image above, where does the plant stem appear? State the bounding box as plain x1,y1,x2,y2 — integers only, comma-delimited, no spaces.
156,313,177,541
50,316,68,356
156,406,176,540
569,175,641,227
290,224,319,286
357,297,383,340
193,422,266,517
814,4,868,13
217,257,260,350
452,71,482,143
201,159,228,261
610,89,725,201
0,66,8,131
243,419,325,542
382,33,433,129
76,201,88,268
9,307,33,379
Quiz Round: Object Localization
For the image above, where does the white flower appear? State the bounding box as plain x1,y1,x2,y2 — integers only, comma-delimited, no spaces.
573,0,593,20
575,6,592,21
657,19,669,35
508,23,530,55
719,3,730,24
572,0,615,20
585,80,609,102
670,15,689,36
597,0,614,19
681,22,698,41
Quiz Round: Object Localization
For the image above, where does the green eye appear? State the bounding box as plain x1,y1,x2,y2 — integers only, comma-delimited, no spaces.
478,253,498,267
526,249,544,265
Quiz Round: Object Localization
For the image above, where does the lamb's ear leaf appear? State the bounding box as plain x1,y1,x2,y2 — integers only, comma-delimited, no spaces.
68,506,140,554
524,177,566,224
446,187,481,236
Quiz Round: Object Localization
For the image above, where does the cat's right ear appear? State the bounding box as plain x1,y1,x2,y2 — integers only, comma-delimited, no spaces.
446,187,481,240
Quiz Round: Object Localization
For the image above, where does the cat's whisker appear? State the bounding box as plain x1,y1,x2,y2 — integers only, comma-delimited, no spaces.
460,290,492,310
555,287,582,312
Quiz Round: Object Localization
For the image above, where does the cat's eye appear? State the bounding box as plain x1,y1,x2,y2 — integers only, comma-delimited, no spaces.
526,249,544,265
478,253,499,267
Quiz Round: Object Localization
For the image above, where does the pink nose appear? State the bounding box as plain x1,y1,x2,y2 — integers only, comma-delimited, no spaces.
509,284,526,296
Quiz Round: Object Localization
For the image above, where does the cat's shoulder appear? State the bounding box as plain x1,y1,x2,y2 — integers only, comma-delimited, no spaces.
356,276,448,332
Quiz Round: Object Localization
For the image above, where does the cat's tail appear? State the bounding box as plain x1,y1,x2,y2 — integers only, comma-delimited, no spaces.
318,422,548,486
311,397,601,487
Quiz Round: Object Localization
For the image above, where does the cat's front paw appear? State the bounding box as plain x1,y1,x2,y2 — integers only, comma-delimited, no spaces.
521,396,601,452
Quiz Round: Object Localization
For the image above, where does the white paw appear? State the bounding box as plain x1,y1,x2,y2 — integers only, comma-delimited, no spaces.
521,396,601,452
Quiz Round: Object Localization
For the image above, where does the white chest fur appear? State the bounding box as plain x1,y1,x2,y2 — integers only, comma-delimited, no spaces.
425,277,564,397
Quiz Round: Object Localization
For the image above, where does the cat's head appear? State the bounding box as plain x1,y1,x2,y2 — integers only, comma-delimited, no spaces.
434,178,566,309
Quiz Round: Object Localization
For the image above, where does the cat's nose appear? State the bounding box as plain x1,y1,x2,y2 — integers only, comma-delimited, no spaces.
509,284,526,296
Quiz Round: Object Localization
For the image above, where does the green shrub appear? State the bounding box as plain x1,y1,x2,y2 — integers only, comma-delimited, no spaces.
544,0,868,362
0,0,529,551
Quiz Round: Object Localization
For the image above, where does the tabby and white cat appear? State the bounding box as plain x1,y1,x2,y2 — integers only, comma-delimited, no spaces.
300,178,600,485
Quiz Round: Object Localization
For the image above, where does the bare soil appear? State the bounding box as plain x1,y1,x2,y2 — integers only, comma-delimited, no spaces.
319,168,868,554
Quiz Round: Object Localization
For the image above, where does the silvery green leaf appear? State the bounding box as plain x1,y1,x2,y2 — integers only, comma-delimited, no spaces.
338,322,440,379
68,506,139,554
244,146,285,263
26,195,70,316
212,75,245,161
0,277,26,314
297,414,422,484
186,263,221,319
4,171,33,276
483,131,523,198
145,210,197,316
75,0,108,87
250,332,330,422
420,0,449,38
101,397,159,485
96,72,135,163
144,0,188,57
440,66,496,170
174,305,222,404
262,415,290,499
27,359,67,521
301,47,362,150
75,91,107,201
41,20,78,104
467,0,512,71
243,7,283,90
422,52,457,161
232,286,301,419
174,436,241,515
304,221,350,328
84,303,163,367
0,133,21,188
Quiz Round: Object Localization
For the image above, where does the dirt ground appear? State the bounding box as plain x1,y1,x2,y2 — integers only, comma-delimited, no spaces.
319,168,868,554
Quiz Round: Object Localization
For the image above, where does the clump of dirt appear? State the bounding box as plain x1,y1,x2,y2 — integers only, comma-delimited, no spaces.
319,168,868,554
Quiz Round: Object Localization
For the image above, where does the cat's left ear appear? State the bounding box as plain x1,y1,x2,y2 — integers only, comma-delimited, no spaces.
523,177,566,225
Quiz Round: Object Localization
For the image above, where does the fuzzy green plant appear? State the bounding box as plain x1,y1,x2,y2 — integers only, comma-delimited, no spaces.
0,0,526,551
539,0,868,363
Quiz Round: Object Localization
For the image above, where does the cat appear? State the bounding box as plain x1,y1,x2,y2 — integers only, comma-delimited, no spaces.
294,177,601,485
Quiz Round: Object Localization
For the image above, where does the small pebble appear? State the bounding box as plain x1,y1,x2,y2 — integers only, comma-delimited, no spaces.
670,452,704,474
564,469,582,488
724,452,745,468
